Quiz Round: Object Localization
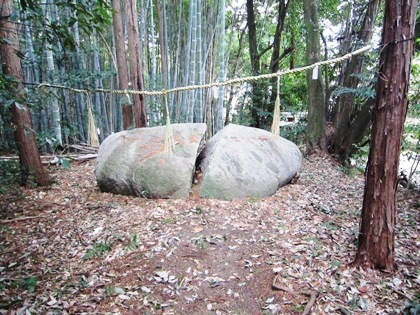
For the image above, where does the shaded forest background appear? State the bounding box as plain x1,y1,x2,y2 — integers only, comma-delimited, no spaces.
0,0,419,180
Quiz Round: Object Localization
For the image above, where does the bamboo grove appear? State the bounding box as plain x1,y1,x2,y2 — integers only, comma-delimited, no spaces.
0,0,418,162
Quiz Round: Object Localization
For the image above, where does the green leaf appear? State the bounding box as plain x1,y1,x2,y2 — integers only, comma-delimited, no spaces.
58,158,71,170
339,307,351,315
83,241,112,260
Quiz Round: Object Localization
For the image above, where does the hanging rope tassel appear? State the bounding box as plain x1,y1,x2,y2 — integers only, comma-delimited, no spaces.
86,93,100,147
37,45,371,98
163,91,175,156
270,76,281,139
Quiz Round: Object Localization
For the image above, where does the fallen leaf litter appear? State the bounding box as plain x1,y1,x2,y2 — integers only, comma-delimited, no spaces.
0,155,418,314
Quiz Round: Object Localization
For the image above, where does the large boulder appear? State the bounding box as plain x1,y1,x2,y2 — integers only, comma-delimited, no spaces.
95,123,206,199
198,124,302,200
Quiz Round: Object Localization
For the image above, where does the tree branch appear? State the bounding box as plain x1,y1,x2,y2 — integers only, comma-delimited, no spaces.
258,42,274,59
270,45,295,71
272,275,319,315
0,215,47,223
302,290,319,315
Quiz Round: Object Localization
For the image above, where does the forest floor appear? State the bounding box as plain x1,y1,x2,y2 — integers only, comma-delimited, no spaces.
0,155,419,315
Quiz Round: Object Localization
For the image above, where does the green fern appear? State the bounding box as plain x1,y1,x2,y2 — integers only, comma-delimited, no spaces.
83,241,112,260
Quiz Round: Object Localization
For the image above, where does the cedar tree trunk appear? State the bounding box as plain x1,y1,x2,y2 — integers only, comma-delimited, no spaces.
246,0,261,128
0,0,49,186
303,0,326,153
353,0,417,271
125,0,147,128
330,0,380,162
246,0,291,129
112,0,134,129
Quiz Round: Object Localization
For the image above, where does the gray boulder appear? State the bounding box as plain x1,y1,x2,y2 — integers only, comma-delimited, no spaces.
198,124,302,200
95,123,206,199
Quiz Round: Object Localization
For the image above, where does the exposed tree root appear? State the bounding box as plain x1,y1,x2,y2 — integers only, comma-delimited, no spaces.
302,290,319,315
272,275,319,315
0,215,47,223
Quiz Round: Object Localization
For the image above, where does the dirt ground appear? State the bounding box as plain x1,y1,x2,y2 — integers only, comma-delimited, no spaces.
0,156,418,314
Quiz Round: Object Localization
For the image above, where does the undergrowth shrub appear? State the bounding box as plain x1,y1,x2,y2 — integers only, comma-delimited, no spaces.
0,160,24,197
0,160,26,212
280,121,307,147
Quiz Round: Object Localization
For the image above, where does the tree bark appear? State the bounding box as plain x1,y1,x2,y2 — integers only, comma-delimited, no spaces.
156,0,170,121
148,0,159,124
171,0,183,121
181,0,194,122
125,0,147,127
188,0,197,123
269,0,288,74
44,1,63,147
330,0,380,162
353,0,417,272
72,1,87,141
225,25,246,126
246,0,291,129
92,29,109,141
196,0,204,123
303,0,326,153
216,0,226,132
246,0,262,128
267,0,291,127
112,0,133,129
246,0,259,76
0,0,49,186
156,0,168,91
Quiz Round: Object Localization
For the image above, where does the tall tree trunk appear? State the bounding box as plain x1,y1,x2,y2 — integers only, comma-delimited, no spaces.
0,0,49,186
353,0,417,272
59,66,72,145
23,14,45,151
112,0,133,129
162,0,170,91
205,32,216,137
246,0,259,76
92,29,109,140
44,1,63,147
23,16,38,86
148,0,158,124
225,26,246,126
52,2,70,144
216,0,226,132
156,0,167,90
246,0,291,129
303,0,326,153
156,0,168,121
181,0,194,122
246,0,261,128
188,0,198,123
171,0,183,121
269,0,289,74
267,0,291,127
196,0,204,123
330,0,380,162
72,1,87,141
125,0,147,127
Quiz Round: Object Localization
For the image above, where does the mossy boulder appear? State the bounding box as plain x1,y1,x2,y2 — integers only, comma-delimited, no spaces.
198,124,302,200
95,123,206,198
